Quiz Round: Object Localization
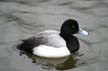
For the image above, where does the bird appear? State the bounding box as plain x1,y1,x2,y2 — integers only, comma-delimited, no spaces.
17,19,88,58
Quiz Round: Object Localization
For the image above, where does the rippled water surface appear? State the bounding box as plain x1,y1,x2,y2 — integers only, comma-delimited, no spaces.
0,0,108,71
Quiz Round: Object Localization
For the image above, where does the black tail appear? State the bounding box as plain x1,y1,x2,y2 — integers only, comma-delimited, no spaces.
17,37,39,53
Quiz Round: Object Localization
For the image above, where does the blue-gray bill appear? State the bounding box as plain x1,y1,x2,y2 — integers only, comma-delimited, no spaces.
78,28,89,36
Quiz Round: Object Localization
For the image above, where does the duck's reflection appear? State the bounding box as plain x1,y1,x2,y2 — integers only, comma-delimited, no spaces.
19,51,78,70
56,55,77,70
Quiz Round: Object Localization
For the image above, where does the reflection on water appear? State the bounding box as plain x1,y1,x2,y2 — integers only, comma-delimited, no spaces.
18,51,77,70
17,49,97,70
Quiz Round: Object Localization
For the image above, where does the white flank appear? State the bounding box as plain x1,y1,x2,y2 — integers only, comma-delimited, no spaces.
33,45,70,58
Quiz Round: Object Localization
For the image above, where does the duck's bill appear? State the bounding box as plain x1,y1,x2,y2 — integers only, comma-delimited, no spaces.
78,28,89,36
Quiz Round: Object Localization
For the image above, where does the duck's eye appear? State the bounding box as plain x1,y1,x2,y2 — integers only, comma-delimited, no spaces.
72,26,75,28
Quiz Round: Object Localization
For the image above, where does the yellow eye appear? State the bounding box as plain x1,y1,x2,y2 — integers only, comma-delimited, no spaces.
72,26,75,28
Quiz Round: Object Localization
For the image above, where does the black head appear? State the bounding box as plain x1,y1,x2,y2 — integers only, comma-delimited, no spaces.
60,19,79,35
60,19,80,53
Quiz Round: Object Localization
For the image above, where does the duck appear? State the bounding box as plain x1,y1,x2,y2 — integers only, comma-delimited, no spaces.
17,19,88,58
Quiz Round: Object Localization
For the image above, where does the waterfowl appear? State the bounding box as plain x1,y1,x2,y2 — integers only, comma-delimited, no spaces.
17,19,88,58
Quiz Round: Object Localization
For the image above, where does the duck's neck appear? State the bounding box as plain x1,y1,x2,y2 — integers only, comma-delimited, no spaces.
60,33,80,53
60,33,72,40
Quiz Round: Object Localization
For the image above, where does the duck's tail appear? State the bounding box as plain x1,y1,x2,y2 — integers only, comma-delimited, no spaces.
16,37,38,53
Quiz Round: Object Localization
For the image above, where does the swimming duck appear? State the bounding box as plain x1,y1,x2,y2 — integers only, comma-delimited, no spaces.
17,19,88,58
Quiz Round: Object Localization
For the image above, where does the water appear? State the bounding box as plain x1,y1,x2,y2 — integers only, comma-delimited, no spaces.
0,0,108,71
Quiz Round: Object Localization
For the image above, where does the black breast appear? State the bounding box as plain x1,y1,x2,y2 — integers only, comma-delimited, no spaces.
66,36,79,53
60,34,79,53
